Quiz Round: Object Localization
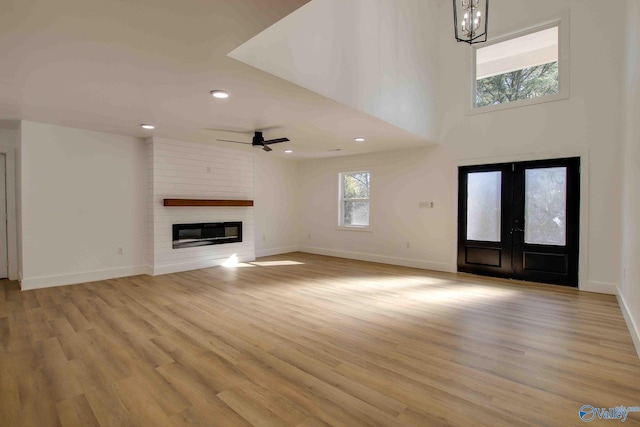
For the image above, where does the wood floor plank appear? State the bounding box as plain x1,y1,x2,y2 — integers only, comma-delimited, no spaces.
218,388,289,427
115,373,177,426
56,394,100,427
17,367,62,427
1,252,639,426
295,417,332,427
83,383,134,427
0,363,21,426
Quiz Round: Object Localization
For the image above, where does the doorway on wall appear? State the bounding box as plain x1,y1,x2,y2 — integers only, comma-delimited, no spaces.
0,154,7,279
457,157,580,287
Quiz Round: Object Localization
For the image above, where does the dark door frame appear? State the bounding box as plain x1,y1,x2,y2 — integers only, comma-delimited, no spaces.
453,154,587,289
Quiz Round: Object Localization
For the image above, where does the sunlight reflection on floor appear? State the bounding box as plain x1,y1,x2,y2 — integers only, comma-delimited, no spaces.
405,285,518,306
250,260,305,267
222,254,305,268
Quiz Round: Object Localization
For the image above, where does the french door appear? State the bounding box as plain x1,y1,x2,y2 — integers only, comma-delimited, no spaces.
458,157,580,287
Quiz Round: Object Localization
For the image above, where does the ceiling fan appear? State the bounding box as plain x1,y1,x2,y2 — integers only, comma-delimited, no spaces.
217,131,289,152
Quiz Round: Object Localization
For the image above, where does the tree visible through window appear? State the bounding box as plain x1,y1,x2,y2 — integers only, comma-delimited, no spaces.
475,26,560,108
476,61,558,107
339,171,370,227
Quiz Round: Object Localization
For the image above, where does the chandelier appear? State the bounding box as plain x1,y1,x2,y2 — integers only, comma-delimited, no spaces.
453,0,489,44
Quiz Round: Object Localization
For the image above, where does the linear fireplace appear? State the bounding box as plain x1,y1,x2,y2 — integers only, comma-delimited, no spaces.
172,222,242,249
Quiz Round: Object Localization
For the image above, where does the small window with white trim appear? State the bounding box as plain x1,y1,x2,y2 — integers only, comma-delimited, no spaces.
339,171,370,228
474,23,567,111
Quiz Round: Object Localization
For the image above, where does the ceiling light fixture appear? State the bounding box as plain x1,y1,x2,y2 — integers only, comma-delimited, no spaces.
284,150,293,153
140,124,155,130
453,0,488,44
354,137,365,142
210,90,230,99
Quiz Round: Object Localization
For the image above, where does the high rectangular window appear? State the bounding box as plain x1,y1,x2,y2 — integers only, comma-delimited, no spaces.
474,24,565,110
339,171,370,228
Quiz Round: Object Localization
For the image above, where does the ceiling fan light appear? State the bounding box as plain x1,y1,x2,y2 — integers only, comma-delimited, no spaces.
210,90,230,99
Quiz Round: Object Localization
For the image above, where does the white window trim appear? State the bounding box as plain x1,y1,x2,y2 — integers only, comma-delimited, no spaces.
467,16,570,115
337,170,371,231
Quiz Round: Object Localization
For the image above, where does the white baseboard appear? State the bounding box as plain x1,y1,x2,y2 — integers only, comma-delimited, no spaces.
617,287,640,359
20,265,150,291
151,253,256,276
581,281,617,295
255,246,299,258
299,245,456,273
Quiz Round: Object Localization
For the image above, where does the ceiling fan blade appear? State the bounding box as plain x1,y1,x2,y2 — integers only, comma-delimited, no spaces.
262,144,273,152
263,137,290,145
216,139,250,145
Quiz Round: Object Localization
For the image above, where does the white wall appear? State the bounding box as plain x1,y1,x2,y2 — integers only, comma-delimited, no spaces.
229,0,439,140
254,155,299,257
19,121,147,289
298,146,453,271
148,137,255,275
297,0,626,294
15,125,299,285
619,0,640,355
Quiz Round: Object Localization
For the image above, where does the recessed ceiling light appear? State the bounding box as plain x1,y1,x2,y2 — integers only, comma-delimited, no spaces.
354,137,365,142
140,124,155,130
210,90,230,99
284,150,293,153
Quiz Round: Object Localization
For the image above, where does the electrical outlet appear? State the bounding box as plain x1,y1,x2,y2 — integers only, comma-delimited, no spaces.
406,241,410,249
117,247,124,255
308,233,311,239
262,235,266,242
206,166,212,173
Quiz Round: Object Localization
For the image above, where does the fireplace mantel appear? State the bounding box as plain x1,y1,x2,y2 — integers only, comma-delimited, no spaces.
163,199,254,207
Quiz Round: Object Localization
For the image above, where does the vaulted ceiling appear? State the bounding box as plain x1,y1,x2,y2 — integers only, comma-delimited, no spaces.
0,0,438,158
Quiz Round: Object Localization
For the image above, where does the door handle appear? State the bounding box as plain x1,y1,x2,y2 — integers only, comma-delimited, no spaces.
512,227,524,233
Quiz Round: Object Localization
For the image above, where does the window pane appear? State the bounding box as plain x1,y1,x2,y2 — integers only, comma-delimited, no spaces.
476,26,559,107
467,171,501,242
525,167,567,246
343,172,370,198
343,200,369,226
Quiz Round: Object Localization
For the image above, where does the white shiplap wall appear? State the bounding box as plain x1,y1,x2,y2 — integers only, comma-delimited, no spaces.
149,137,255,275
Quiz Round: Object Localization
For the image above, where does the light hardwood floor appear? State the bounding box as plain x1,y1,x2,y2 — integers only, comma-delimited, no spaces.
1,252,639,426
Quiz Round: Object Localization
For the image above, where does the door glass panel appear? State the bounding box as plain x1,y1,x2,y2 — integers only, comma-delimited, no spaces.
525,167,567,245
467,171,502,242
